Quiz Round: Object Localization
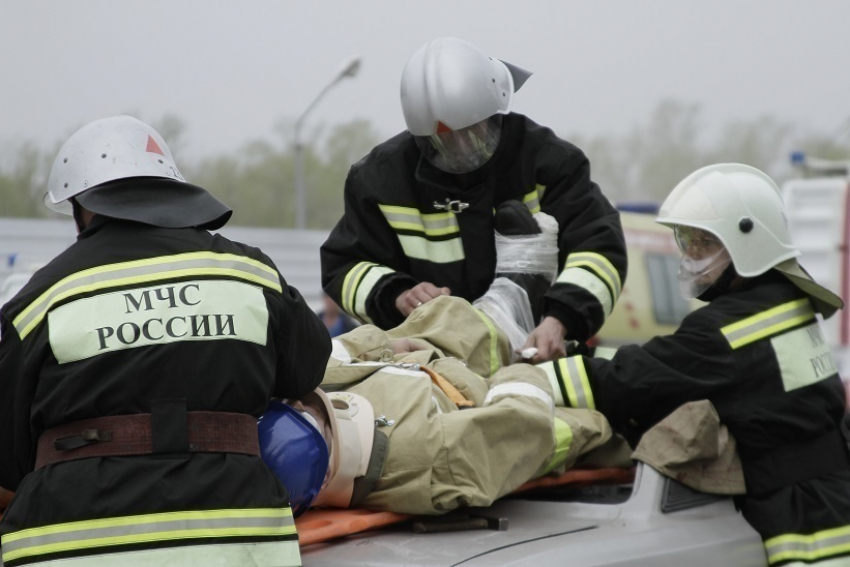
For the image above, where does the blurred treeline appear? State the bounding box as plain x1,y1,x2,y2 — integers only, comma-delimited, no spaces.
2,100,848,227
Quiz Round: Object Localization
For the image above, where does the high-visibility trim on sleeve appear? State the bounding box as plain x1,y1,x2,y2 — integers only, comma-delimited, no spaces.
721,298,815,350
0,507,296,564
472,307,501,377
340,262,395,324
541,417,573,475
13,252,281,339
559,252,622,306
536,357,595,410
556,267,614,317
522,185,544,214
763,524,850,565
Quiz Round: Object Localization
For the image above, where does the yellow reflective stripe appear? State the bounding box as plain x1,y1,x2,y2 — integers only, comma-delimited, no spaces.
378,204,460,237
353,265,394,324
542,417,573,474
563,252,622,300
522,186,543,214
340,262,394,323
397,235,465,263
556,267,614,317
472,307,500,377
764,524,850,565
13,252,281,339
721,299,815,350
1,508,295,563
557,357,596,410
341,262,374,315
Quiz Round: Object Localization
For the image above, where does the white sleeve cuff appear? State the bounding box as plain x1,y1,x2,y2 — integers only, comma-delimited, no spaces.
483,382,555,414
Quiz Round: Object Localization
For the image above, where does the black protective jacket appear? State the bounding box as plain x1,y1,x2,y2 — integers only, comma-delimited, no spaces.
0,216,330,565
321,113,627,341
544,272,850,566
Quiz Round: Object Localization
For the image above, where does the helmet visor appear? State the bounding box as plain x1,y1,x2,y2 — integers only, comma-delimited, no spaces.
674,226,732,299
415,115,502,174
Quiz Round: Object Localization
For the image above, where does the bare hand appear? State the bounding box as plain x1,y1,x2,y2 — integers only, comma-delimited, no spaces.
395,282,451,317
519,316,568,364
389,337,431,355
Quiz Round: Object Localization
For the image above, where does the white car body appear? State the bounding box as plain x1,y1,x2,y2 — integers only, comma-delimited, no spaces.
301,463,767,566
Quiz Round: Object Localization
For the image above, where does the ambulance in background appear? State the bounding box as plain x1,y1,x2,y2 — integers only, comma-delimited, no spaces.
594,206,701,347
781,153,850,392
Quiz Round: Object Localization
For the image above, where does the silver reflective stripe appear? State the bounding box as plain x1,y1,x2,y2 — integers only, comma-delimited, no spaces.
764,524,850,565
557,356,596,410
562,252,622,301
721,299,814,350
396,234,465,263
556,267,614,317
1,508,295,563
13,252,281,339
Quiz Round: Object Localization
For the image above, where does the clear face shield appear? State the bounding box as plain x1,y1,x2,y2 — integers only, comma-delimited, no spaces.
415,115,502,174
673,226,733,299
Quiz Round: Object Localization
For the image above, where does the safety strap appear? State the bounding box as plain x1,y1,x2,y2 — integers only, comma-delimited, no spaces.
740,430,850,496
350,429,389,507
35,410,259,469
418,365,475,408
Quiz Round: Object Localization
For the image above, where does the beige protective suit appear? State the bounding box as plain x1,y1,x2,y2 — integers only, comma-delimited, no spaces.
321,295,617,515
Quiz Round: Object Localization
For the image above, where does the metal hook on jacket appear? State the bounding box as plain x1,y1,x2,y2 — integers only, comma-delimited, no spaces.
433,199,469,213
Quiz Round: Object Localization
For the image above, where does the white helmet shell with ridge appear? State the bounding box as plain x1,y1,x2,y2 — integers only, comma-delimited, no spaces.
656,163,800,277
400,37,530,136
46,115,186,214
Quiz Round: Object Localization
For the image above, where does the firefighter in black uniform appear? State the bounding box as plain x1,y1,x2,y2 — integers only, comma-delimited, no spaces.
321,37,626,363
0,116,331,566
539,163,850,566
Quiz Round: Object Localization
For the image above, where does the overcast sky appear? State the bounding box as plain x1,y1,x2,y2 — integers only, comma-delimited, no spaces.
1,0,849,165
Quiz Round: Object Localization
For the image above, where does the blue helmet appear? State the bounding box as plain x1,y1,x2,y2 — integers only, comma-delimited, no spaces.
258,400,329,517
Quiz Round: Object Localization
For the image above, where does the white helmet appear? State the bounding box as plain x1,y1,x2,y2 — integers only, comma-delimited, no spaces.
656,163,799,277
46,116,230,229
400,38,531,174
658,163,843,316
400,37,530,136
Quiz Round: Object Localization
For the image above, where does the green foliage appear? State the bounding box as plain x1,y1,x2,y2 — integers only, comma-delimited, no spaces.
570,100,846,203
187,119,380,228
0,142,57,218
1,106,847,223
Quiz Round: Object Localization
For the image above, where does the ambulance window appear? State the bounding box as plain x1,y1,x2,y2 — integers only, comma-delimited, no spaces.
645,253,690,325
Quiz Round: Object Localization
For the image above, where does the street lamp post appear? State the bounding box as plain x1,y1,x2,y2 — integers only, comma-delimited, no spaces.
293,56,361,229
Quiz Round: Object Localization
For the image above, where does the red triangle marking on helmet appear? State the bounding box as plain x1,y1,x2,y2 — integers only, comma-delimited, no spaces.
145,135,165,156
436,121,452,134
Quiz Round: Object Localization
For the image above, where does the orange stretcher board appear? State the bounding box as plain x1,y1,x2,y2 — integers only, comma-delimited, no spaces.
295,467,635,547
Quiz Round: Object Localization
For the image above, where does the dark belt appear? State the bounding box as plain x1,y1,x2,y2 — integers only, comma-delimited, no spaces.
740,429,850,496
35,411,260,470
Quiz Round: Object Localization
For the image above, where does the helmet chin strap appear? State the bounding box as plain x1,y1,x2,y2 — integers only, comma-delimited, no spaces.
697,263,739,302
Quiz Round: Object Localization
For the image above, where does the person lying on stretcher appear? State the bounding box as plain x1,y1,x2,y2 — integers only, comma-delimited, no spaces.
259,204,745,517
